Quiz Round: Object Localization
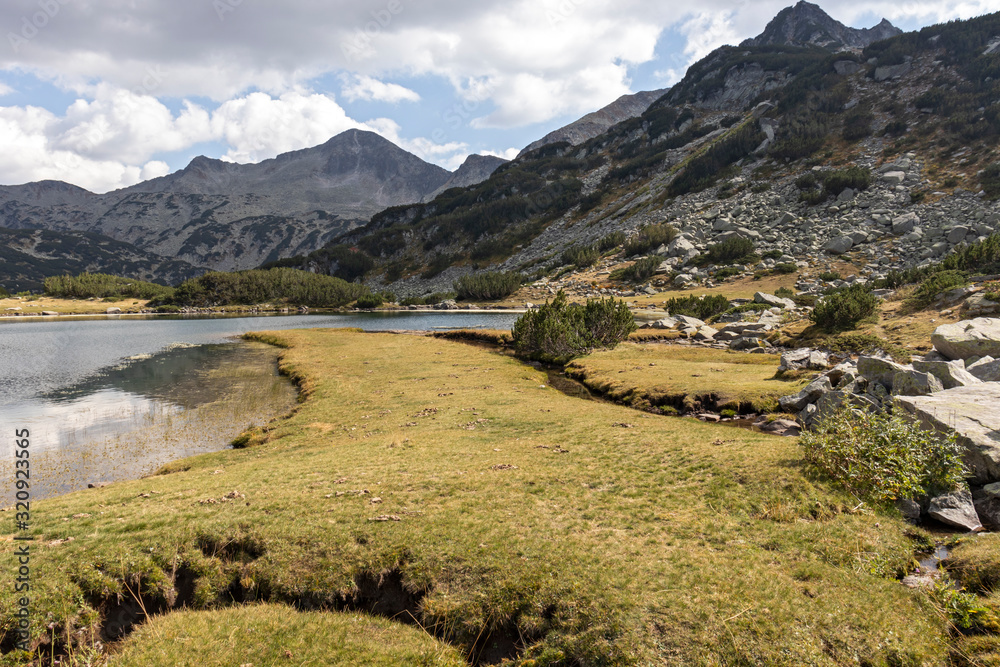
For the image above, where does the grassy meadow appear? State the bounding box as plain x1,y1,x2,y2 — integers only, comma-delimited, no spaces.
0,328,985,665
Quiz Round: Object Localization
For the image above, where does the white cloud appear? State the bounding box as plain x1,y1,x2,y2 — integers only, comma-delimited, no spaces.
0,83,13,96
482,147,520,160
341,75,420,103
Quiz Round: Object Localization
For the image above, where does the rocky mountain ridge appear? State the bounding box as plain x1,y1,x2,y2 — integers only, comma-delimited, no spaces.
742,1,901,50
0,130,505,281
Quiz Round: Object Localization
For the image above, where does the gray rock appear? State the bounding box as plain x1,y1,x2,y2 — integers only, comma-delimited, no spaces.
948,226,972,244
105,307,122,314
891,212,919,235
674,315,707,328
973,483,1000,529
779,376,833,412
912,359,983,389
667,236,696,258
823,235,854,255
932,318,1000,360
834,60,861,76
927,488,982,532
894,384,1000,485
753,291,795,310
964,293,1000,317
896,498,922,523
892,370,944,396
730,336,768,351
694,326,718,341
874,61,912,82
882,171,906,185
778,348,828,372
758,419,801,437
968,357,1000,382
857,355,909,389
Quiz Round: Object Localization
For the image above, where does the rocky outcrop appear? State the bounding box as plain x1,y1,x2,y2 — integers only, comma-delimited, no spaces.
931,318,1000,361
740,1,901,50
894,384,1000,485
927,488,983,532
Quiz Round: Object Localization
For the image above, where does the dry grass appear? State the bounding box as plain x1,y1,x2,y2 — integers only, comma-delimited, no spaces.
565,343,810,413
0,330,965,665
0,297,151,316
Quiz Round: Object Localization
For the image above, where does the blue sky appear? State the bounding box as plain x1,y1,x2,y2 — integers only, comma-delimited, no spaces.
0,0,996,193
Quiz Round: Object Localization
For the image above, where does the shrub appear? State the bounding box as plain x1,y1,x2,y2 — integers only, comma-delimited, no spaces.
454,272,522,301
810,284,879,331
714,267,742,279
695,237,757,266
931,583,1000,635
801,407,965,504
795,173,818,190
761,249,784,260
44,273,174,300
561,244,600,269
905,270,969,309
981,162,1000,200
400,292,456,306
822,166,872,197
171,268,367,307
597,231,627,252
611,256,661,283
623,223,678,256
818,271,842,282
772,263,798,275
774,287,795,299
942,233,1000,274
355,293,385,308
511,291,636,363
664,294,731,320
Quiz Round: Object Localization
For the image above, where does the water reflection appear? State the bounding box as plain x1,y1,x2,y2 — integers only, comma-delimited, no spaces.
0,342,297,503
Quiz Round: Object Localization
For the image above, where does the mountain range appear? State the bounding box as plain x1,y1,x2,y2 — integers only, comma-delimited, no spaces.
6,2,1000,298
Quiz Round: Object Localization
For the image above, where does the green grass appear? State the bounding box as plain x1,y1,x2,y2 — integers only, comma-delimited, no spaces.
108,605,465,666
0,330,972,665
565,343,810,413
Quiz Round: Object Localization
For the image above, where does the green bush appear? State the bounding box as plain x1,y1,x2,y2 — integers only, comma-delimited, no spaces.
511,291,636,363
810,284,879,331
801,407,965,504
400,292,457,306
664,294,731,320
942,233,1000,274
695,237,757,266
795,173,818,190
170,268,366,308
454,271,522,301
44,273,174,300
822,166,872,197
774,287,795,299
772,263,798,275
905,270,969,309
981,162,1000,200
597,232,627,252
818,271,842,282
355,293,385,308
761,249,784,260
561,244,600,269
714,267,743,279
623,223,678,256
610,256,661,283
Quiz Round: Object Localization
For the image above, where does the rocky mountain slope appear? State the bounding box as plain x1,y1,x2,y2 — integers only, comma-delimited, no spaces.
518,88,670,156
280,5,1000,297
0,130,505,281
0,228,205,292
742,0,901,49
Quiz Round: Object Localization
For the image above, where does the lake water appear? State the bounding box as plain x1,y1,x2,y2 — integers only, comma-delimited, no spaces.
0,311,520,503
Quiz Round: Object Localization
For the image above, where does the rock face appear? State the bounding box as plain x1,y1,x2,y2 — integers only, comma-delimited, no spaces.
927,488,983,532
857,355,908,389
740,1,901,50
891,370,943,396
932,319,1000,360
894,385,1000,485
912,359,982,389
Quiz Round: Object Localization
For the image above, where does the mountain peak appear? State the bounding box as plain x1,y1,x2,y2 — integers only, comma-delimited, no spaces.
742,1,901,50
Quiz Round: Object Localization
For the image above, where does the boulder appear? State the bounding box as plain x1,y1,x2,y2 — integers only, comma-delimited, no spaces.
778,348,829,372
106,307,122,314
730,336,768,351
753,292,795,310
968,357,1000,382
912,359,982,389
758,419,801,437
874,62,912,82
674,315,707,328
857,355,909,389
891,212,919,235
892,370,944,396
964,293,1000,317
927,488,982,532
931,318,1000,360
894,384,1000,485
896,498,922,524
779,376,833,412
882,171,906,185
693,326,718,341
666,236,697,258
823,235,854,255
948,226,972,244
718,321,773,336
973,483,1000,529
645,317,679,330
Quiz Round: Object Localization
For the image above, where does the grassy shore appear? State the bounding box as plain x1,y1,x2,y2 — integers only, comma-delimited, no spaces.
0,329,976,665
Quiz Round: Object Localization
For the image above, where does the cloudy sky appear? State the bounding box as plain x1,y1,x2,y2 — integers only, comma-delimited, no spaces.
0,0,998,193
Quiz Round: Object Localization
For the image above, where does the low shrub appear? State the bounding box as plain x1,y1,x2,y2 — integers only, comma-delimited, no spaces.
810,284,879,331
623,223,678,256
511,291,636,363
761,250,784,260
801,407,965,504
772,263,798,275
817,333,908,362
981,162,1000,200
664,294,731,321
44,273,174,301
611,256,661,283
454,272,522,301
171,268,368,307
355,293,385,308
597,231,627,252
905,270,969,309
695,237,757,267
400,292,457,306
714,267,743,279
942,233,1000,274
561,244,600,269
774,287,795,299
818,271,842,282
